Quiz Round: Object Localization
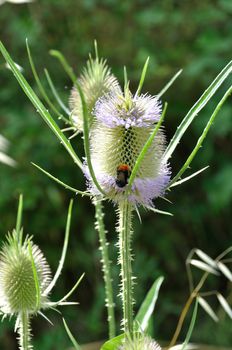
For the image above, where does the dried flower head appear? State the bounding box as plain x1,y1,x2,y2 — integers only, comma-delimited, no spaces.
69,56,120,131
0,230,51,316
119,334,162,350
86,89,170,206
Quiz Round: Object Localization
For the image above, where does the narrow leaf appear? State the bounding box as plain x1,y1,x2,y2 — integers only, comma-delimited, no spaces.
163,60,232,162
50,49,106,196
63,318,81,350
44,68,70,116
198,297,218,322
32,162,90,196
146,206,173,216
217,294,232,319
136,57,150,96
217,261,232,282
170,166,209,188
26,40,66,121
56,273,85,305
45,200,73,294
169,86,232,184
28,240,41,310
0,41,83,170
128,103,167,188
157,69,183,98
124,66,128,93
49,50,77,82
38,311,53,325
100,334,125,350
94,39,99,61
16,194,23,242
189,259,219,275
135,276,164,331
181,299,198,350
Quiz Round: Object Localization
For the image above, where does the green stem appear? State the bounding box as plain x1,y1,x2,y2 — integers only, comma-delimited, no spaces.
94,198,116,339
118,200,134,336
18,311,32,350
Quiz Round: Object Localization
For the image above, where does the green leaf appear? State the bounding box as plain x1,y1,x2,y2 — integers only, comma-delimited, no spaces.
0,41,83,170
164,60,232,162
136,56,150,96
169,86,232,185
100,334,125,350
28,239,41,310
157,69,182,98
135,276,164,331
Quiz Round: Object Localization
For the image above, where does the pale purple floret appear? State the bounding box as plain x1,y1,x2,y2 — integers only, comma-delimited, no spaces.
93,92,162,129
84,163,171,206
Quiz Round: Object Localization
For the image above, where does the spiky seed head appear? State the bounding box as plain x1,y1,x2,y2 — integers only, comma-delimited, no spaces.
69,57,120,132
86,90,170,206
119,334,162,350
0,230,52,316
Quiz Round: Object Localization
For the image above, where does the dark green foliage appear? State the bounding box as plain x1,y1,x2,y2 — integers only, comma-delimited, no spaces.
0,0,231,348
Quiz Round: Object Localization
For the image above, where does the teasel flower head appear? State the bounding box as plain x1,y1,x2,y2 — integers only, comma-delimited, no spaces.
86,88,171,207
69,54,120,132
0,230,51,317
119,334,162,350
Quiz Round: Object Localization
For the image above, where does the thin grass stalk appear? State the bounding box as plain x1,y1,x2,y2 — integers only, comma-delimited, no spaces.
168,270,210,348
94,198,116,338
117,200,134,336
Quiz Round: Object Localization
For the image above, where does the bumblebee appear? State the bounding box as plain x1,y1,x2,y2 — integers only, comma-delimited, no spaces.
116,164,131,188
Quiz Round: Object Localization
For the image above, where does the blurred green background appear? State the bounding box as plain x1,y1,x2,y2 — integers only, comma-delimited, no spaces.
0,0,231,349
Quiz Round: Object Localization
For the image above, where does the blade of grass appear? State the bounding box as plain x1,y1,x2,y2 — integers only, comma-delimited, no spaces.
0,41,83,170
157,69,183,98
169,86,232,185
163,60,232,163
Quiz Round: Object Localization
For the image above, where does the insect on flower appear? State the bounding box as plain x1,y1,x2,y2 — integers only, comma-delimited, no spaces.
116,164,131,188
